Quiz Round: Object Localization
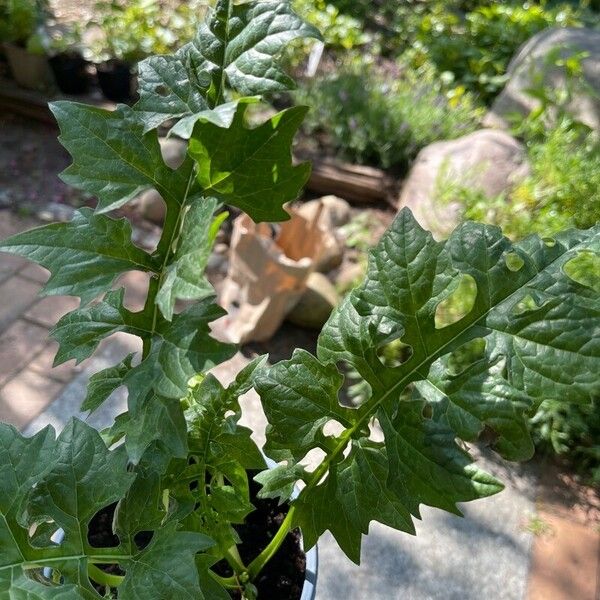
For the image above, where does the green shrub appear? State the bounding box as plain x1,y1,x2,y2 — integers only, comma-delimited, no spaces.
413,2,583,102
292,0,370,50
0,0,48,47
530,399,600,484
295,61,483,169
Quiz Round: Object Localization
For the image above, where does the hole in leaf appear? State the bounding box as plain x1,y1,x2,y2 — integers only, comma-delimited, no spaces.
134,530,153,551
87,503,120,548
435,274,477,329
543,237,556,248
512,294,545,316
299,448,327,473
505,252,524,272
377,338,413,368
368,418,384,443
336,361,371,408
323,419,345,438
155,84,169,96
114,271,152,312
446,338,486,376
28,519,60,548
564,251,600,293
422,403,433,420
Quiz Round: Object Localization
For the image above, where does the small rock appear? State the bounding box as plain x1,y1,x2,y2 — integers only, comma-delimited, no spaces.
297,195,352,229
159,137,187,169
398,129,529,239
287,272,340,330
37,202,75,222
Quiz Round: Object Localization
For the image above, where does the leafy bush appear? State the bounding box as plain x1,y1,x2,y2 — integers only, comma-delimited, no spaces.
0,2,598,598
295,60,483,169
0,0,48,47
531,399,600,484
413,2,582,102
292,0,370,50
88,0,206,63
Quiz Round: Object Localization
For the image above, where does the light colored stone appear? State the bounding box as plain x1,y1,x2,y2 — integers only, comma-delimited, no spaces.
297,195,352,229
159,137,187,169
490,27,600,131
19,263,50,284
287,272,340,330
0,254,27,284
398,129,529,239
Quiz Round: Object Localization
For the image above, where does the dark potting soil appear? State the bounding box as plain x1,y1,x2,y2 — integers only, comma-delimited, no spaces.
212,473,307,599
86,475,307,600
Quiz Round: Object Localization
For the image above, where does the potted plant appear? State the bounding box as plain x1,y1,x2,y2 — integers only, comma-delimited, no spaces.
90,0,175,102
0,0,53,89
48,24,90,94
0,2,598,598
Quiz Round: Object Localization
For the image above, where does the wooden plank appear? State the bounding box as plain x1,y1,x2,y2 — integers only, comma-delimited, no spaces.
0,77,114,125
302,156,396,205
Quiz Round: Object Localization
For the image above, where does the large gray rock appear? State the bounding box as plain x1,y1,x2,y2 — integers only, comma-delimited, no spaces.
489,27,600,131
398,129,529,239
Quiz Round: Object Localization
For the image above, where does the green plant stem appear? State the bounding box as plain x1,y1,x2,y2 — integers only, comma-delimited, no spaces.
224,544,247,574
247,506,295,580
247,424,362,580
141,173,196,360
88,564,125,588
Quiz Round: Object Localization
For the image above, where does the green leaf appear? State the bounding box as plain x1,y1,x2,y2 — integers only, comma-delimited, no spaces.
51,102,194,214
142,298,237,400
0,426,57,570
156,197,225,321
134,0,319,129
0,421,134,594
195,0,320,104
119,525,214,600
257,349,356,462
0,572,86,599
186,357,267,471
256,210,599,563
51,289,138,365
0,209,155,304
81,353,135,413
189,104,310,222
294,439,417,564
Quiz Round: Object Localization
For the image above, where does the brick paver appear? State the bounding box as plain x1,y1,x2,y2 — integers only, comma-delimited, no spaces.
25,295,80,328
0,319,48,386
29,341,77,383
0,275,42,331
0,369,64,429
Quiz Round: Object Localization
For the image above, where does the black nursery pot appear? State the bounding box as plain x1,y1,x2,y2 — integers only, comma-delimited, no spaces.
48,52,90,95
96,59,132,102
